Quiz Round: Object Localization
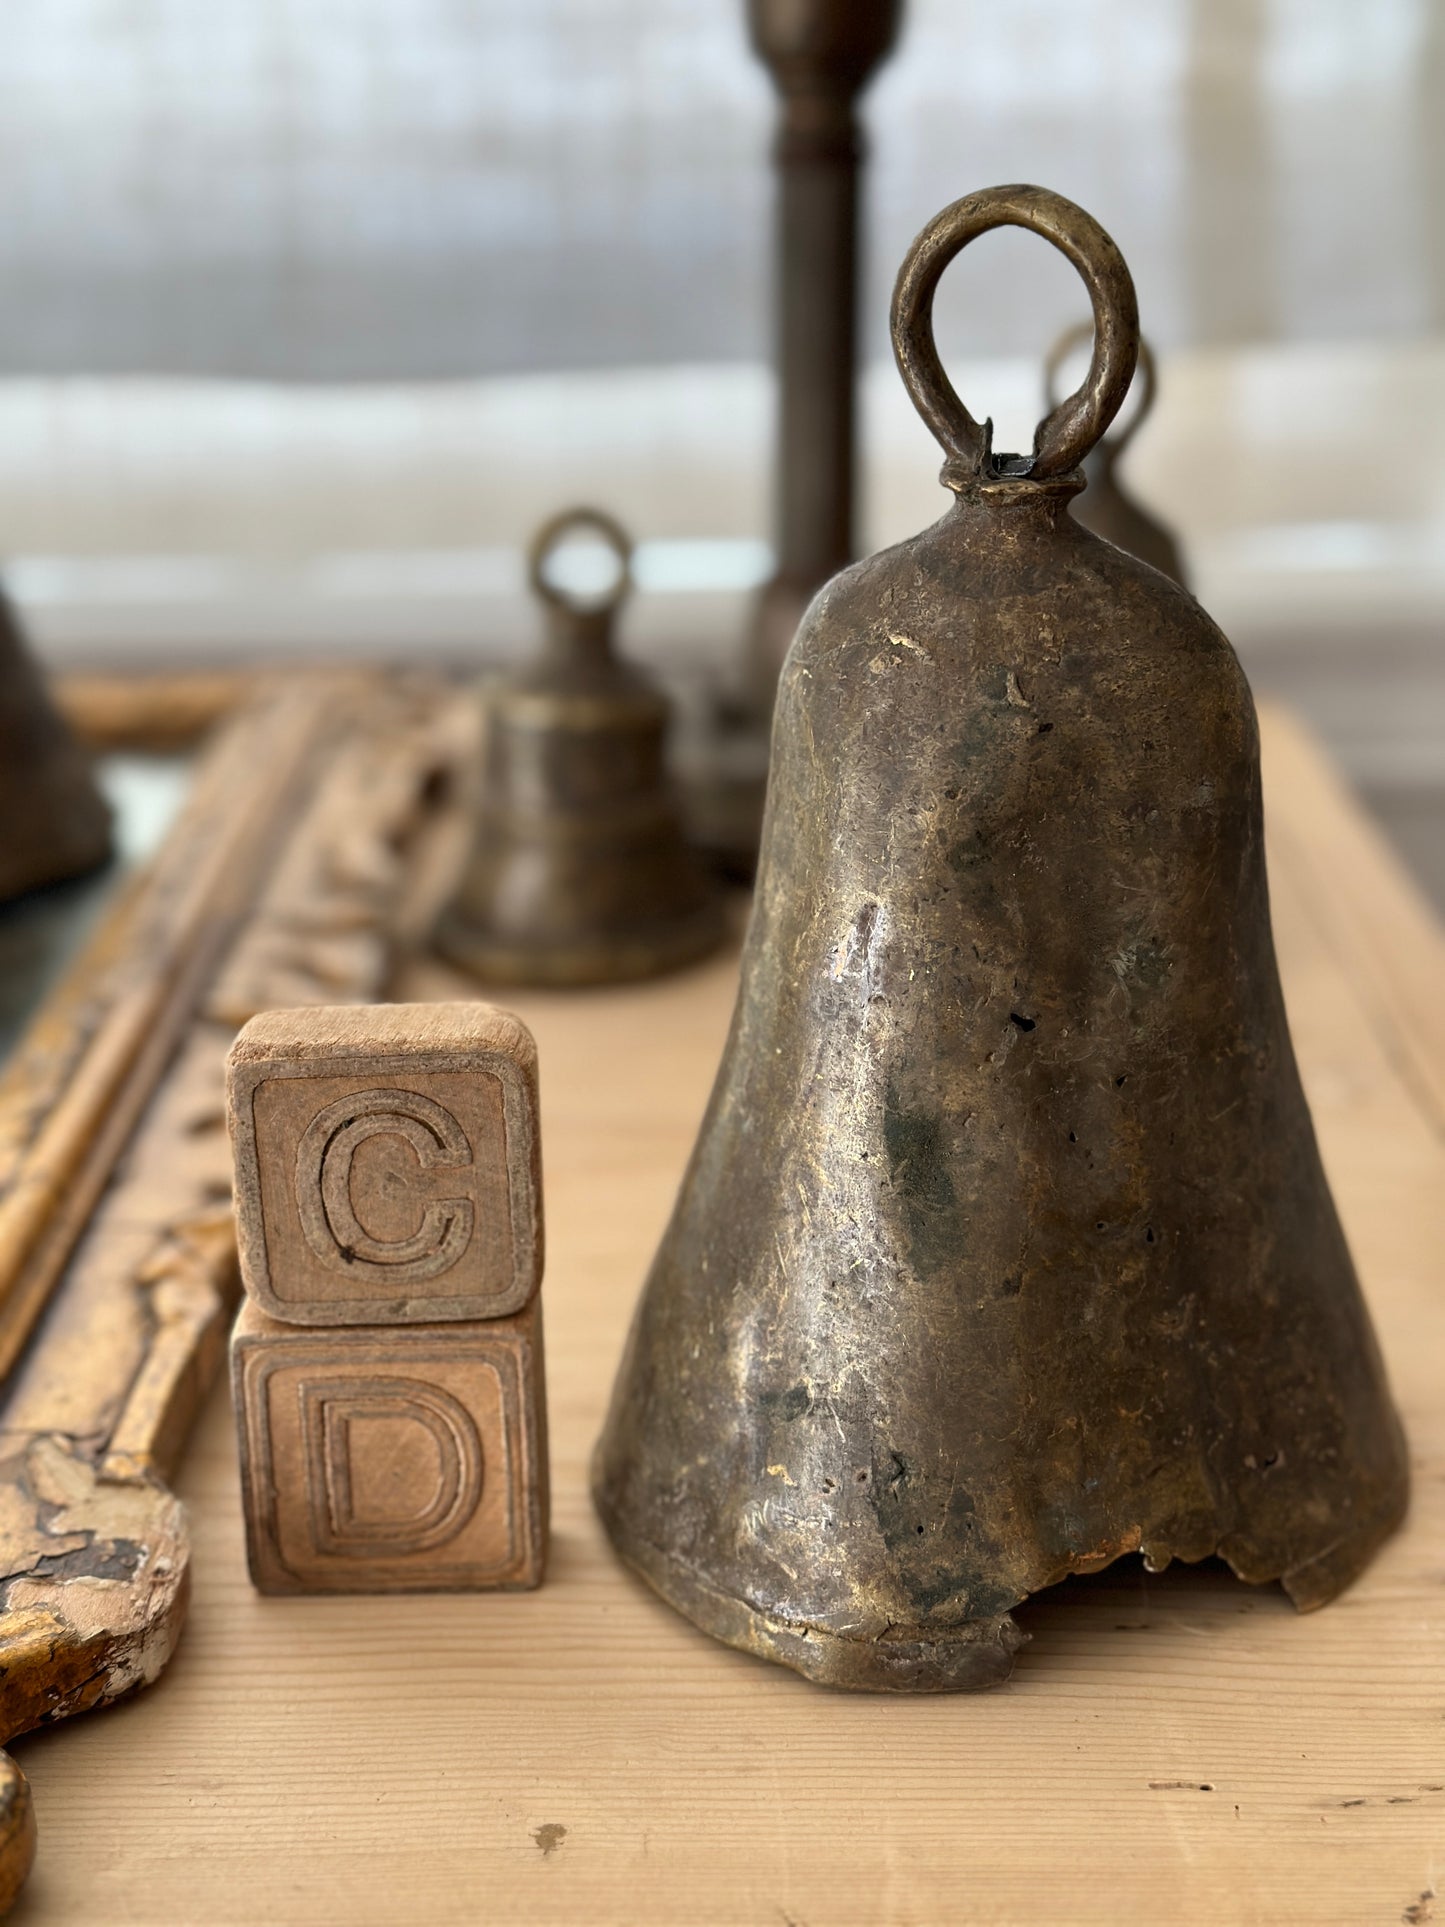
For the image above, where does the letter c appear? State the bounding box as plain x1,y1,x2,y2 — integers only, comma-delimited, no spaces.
295,1088,474,1281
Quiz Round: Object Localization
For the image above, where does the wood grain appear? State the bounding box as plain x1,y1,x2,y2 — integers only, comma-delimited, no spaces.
9,705,1445,1927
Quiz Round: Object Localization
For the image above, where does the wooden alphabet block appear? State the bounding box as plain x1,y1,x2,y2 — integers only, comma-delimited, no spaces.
231,1297,548,1593
226,1003,541,1326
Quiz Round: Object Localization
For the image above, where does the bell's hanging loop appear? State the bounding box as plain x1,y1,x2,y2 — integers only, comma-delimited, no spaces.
528,504,633,609
527,504,628,616
1043,320,1157,459
528,506,634,664
889,182,1140,483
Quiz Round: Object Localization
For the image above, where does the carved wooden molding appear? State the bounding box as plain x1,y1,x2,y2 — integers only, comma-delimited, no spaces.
0,673,475,1911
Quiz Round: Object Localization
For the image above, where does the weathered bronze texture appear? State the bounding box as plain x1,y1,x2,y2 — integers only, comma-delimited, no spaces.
1045,322,1187,585
594,184,1409,1692
744,0,903,707
0,586,111,902
437,509,725,985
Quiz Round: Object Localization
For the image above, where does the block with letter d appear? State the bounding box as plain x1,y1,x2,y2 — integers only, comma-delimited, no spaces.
226,1003,548,1594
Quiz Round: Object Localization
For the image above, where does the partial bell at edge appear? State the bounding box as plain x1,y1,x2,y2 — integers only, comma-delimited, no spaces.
0,588,111,903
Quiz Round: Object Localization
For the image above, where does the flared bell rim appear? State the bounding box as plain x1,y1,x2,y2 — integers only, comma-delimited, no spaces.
593,1439,1410,1691
591,1455,1026,1692
434,893,728,988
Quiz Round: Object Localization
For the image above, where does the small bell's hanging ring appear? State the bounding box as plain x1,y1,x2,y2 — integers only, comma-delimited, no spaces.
436,507,726,986
594,184,1408,1692
1043,322,1187,584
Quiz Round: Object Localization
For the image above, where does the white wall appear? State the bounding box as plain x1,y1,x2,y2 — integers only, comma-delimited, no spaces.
0,0,1439,378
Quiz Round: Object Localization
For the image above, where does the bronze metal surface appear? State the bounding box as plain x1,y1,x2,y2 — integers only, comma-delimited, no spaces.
0,589,111,902
594,183,1409,1692
1044,323,1187,585
437,509,724,986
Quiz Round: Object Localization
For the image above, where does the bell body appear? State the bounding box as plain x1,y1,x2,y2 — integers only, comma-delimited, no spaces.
1074,442,1187,586
1042,327,1187,589
438,651,723,985
594,473,1408,1690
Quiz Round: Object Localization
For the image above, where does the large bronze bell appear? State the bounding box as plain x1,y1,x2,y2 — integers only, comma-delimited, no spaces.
1044,322,1187,585
437,508,725,985
594,185,1408,1691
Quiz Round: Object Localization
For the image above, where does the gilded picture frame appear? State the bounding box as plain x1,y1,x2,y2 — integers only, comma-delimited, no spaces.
0,671,474,1909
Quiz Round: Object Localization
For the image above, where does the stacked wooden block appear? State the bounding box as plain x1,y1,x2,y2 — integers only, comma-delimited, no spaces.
226,1003,548,1594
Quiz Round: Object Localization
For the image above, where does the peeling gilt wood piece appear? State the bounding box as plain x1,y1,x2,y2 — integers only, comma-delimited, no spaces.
0,684,338,1385
232,1297,549,1595
205,683,479,1029
0,1757,31,1917
54,670,260,752
0,675,473,1912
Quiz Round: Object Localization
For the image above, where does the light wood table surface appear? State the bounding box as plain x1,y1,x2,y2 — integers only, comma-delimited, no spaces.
10,706,1445,1927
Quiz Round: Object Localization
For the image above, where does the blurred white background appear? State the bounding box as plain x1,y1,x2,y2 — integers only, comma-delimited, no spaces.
0,0,1442,895
2,0,1438,373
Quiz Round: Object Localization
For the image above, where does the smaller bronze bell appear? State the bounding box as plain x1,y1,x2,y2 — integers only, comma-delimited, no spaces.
436,508,725,986
1043,322,1187,585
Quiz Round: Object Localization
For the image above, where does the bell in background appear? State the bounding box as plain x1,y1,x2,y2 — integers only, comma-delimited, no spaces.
1044,322,1187,586
436,508,725,986
0,587,111,902
594,185,1408,1692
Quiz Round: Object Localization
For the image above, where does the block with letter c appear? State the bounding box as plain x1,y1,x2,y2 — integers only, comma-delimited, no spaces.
227,1003,542,1325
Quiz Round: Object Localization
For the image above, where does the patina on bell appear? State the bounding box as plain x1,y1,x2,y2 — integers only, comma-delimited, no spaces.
436,507,724,986
1044,322,1187,586
594,185,1408,1691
